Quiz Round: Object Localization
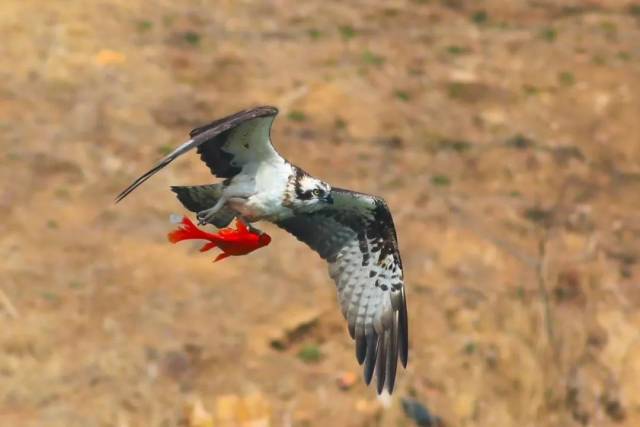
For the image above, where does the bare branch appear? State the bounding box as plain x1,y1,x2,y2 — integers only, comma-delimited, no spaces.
0,287,18,319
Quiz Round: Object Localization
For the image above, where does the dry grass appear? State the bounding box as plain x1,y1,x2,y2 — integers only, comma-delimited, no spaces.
1,1,639,426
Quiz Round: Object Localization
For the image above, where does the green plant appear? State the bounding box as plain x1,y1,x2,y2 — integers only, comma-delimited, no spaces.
558,71,575,86
137,20,153,32
297,344,322,363
471,10,488,24
338,25,357,40
183,31,201,46
446,45,470,55
394,89,411,101
287,110,307,122
308,29,322,40
362,50,385,66
539,27,557,42
431,175,451,186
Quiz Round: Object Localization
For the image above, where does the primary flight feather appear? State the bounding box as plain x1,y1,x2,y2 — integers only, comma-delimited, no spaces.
116,106,409,393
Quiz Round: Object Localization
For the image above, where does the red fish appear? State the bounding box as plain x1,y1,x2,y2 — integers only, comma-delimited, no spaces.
168,215,271,262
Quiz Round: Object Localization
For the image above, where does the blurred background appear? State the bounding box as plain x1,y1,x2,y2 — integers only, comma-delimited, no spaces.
1,1,640,426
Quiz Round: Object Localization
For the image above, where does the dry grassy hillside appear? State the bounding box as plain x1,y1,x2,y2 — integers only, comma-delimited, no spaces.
1,1,639,426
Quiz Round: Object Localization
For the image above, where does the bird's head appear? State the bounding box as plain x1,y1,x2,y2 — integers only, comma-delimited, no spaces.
290,173,333,212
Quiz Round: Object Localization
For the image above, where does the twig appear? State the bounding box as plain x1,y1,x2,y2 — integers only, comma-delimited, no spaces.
0,287,18,319
536,233,560,365
446,197,539,270
276,85,309,115
536,180,575,366
445,195,561,364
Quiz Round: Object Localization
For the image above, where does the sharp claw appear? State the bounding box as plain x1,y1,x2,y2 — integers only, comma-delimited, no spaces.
195,198,227,226
197,212,209,226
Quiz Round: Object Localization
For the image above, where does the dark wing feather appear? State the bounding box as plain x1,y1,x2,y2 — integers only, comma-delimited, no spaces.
170,184,236,228
115,106,280,202
275,188,408,394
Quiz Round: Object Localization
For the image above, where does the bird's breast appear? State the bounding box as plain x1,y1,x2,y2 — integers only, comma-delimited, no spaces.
229,160,292,221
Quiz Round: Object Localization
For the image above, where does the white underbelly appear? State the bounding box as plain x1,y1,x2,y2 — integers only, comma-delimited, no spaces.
224,159,292,221
227,193,291,221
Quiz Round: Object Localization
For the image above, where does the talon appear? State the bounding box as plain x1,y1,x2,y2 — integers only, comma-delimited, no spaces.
196,198,226,226
196,212,207,225
197,209,215,225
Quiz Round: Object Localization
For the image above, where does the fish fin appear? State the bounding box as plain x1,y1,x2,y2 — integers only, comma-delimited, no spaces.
235,218,249,233
199,242,218,252
213,252,231,262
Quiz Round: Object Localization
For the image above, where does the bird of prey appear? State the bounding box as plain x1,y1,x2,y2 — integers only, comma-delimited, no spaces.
116,106,408,393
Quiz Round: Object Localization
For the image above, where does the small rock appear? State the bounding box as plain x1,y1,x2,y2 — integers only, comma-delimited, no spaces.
402,397,442,427
95,49,126,66
214,393,271,426
184,397,214,427
337,371,358,390
215,394,241,422
263,308,323,351
355,398,381,417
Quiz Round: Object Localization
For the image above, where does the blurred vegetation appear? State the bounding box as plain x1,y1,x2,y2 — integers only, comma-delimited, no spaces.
1,1,639,427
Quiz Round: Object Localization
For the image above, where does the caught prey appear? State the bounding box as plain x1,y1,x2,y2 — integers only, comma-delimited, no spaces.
168,215,271,263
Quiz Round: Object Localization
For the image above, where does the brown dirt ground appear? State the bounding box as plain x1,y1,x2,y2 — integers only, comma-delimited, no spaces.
1,1,640,426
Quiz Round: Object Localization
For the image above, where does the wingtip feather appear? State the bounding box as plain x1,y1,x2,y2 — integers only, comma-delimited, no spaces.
355,334,366,365
399,290,409,368
363,332,377,385
386,316,399,394
375,332,388,394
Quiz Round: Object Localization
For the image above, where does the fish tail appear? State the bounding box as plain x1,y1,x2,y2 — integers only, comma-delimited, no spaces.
167,228,190,244
167,216,221,244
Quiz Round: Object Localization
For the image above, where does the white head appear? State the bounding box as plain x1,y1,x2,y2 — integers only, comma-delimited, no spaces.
288,169,333,212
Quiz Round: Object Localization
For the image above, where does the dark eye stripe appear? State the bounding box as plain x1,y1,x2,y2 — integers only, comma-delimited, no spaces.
298,190,313,200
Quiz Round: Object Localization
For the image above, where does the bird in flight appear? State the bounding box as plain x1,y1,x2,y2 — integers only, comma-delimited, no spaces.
116,106,408,393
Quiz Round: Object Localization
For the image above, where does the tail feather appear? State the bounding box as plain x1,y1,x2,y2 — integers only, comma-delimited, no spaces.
171,184,222,211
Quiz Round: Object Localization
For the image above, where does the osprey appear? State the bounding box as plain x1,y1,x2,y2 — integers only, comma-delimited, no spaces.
116,106,408,393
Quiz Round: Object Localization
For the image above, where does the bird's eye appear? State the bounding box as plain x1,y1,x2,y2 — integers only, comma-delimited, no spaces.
312,189,322,197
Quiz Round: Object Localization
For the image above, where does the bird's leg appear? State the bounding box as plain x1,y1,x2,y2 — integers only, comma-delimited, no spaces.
197,197,227,225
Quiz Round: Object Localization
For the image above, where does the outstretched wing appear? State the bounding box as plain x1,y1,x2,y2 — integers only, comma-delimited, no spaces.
115,106,281,202
275,188,408,394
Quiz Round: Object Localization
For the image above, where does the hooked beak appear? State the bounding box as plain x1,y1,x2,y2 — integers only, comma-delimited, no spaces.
325,194,334,204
